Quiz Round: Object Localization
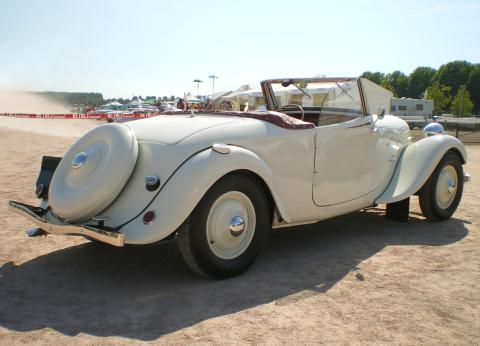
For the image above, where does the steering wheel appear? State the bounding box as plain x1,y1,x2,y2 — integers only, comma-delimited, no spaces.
277,104,305,121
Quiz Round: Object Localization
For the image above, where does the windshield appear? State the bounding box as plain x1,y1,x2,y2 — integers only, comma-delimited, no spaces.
270,80,362,116
218,78,366,117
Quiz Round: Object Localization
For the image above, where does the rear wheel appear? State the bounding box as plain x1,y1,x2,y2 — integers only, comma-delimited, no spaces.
177,173,270,279
419,152,463,221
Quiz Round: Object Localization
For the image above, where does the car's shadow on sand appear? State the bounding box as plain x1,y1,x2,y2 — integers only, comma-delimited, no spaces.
0,208,469,340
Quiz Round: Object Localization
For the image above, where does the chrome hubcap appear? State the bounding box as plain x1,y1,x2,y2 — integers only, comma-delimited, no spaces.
436,165,458,209
72,152,88,169
230,216,245,236
206,191,256,260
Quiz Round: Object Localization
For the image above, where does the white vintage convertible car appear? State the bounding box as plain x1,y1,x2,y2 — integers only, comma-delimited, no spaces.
9,77,470,278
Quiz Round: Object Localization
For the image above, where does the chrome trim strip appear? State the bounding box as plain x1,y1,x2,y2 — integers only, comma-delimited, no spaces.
8,201,124,247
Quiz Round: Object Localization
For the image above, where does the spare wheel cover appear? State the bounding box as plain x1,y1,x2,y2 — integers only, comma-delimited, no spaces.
49,123,138,222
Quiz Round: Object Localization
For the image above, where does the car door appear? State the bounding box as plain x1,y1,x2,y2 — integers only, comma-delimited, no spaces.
312,114,389,206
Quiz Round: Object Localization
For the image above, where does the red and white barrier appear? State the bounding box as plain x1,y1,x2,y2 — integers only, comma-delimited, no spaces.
0,113,160,119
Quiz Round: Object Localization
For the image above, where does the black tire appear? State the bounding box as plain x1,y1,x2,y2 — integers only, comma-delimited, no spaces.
177,173,270,279
418,151,464,221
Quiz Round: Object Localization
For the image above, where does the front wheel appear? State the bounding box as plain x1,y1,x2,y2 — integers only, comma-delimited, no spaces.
419,152,464,221
177,174,270,278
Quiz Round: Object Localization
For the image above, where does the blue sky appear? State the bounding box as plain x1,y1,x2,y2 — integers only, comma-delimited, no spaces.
0,0,479,98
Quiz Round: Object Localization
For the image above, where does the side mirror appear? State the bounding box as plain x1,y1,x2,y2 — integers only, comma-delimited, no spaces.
370,106,385,131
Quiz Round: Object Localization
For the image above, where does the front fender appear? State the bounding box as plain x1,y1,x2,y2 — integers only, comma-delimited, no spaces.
120,145,287,244
375,135,467,204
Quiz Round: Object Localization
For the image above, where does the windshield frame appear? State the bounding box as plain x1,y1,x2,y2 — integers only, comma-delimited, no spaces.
260,77,367,117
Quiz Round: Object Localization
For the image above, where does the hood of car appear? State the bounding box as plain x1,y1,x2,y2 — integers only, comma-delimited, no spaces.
124,114,241,144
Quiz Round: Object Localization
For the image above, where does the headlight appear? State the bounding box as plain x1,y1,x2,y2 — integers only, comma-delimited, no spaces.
423,122,445,137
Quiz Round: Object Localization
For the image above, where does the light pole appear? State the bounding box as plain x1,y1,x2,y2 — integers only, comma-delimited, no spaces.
193,79,203,98
208,74,218,100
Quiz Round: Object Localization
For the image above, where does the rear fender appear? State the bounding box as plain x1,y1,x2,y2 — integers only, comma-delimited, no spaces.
120,145,287,244
375,135,467,204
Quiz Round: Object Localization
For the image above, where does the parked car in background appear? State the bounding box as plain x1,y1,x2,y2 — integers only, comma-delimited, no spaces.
158,103,183,112
9,77,470,278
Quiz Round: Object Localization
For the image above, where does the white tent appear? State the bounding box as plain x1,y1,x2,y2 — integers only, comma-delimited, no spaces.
210,85,251,101
223,86,263,99
223,82,338,100
128,99,144,106
185,93,202,103
100,101,123,110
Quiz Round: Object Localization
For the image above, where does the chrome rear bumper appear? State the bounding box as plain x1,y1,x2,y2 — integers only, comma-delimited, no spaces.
8,201,124,247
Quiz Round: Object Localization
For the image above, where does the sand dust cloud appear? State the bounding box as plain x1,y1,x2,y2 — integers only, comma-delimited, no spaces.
0,90,71,114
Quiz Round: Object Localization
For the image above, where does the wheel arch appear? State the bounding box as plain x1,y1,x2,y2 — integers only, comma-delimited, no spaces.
447,147,466,164
375,135,467,204
219,169,278,224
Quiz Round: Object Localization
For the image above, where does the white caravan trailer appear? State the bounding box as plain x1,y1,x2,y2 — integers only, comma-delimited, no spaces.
390,97,434,128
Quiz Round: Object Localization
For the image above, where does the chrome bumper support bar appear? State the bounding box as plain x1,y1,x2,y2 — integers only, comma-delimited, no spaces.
8,201,124,247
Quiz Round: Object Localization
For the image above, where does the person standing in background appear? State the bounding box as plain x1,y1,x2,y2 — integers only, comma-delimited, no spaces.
176,98,185,110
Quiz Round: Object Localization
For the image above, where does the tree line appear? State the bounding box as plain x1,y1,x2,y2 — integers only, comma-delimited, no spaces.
362,60,480,116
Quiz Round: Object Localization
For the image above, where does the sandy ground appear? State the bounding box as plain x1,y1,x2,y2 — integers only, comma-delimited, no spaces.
0,119,479,345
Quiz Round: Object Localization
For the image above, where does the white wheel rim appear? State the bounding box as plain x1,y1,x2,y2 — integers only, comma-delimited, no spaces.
206,191,256,260
436,165,458,209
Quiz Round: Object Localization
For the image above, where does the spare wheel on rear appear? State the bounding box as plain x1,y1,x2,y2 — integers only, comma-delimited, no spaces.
49,123,138,222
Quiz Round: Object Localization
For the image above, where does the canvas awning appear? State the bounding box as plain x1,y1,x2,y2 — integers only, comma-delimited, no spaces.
185,94,202,103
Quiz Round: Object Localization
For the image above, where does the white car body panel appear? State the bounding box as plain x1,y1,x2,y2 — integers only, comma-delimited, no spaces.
125,115,240,144
313,115,392,206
